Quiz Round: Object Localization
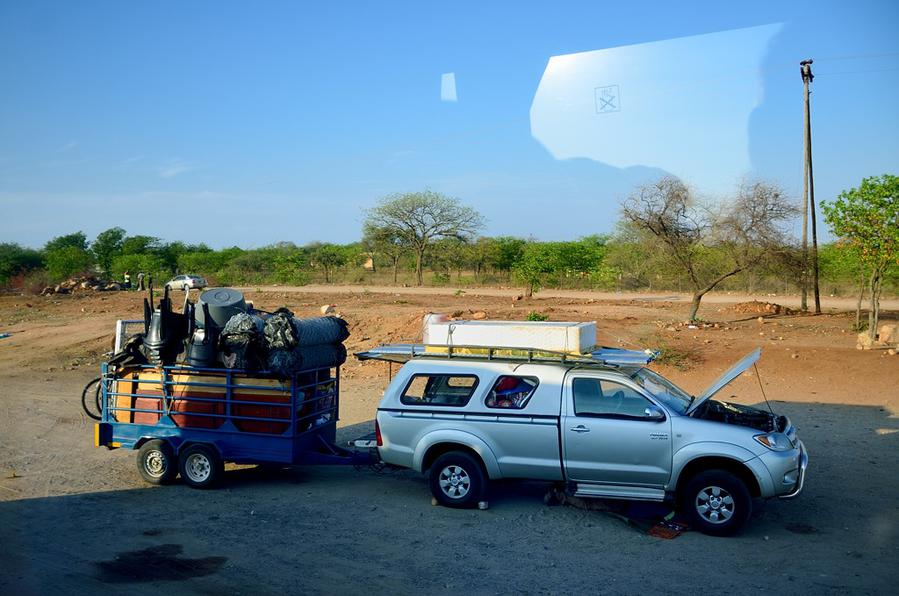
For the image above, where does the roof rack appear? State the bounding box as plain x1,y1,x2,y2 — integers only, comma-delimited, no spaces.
355,343,658,368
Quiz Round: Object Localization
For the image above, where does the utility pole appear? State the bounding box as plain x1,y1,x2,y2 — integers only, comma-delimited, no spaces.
800,59,821,314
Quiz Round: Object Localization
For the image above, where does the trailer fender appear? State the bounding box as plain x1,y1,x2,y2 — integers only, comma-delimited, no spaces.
413,430,501,479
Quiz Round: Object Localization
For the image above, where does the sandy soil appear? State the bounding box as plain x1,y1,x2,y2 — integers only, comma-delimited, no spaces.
0,288,897,594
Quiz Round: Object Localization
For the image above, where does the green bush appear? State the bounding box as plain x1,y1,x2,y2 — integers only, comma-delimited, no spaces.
526,311,549,321
110,253,169,283
45,246,94,281
0,243,44,286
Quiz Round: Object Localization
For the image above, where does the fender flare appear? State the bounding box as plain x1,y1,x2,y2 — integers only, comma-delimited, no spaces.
671,441,773,496
413,429,502,479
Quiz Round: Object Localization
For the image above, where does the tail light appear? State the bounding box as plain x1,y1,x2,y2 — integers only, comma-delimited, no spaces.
375,420,383,447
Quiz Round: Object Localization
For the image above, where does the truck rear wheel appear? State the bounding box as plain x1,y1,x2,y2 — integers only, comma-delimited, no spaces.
683,469,752,537
137,440,177,485
428,451,486,508
178,444,223,489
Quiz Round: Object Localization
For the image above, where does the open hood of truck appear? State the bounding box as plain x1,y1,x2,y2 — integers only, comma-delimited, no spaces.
685,348,761,416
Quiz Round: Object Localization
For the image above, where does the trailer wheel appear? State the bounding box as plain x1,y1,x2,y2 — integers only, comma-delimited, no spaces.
428,451,486,509
178,444,223,489
136,440,177,485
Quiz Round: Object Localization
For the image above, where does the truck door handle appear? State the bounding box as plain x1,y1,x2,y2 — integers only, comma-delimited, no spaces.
570,425,590,433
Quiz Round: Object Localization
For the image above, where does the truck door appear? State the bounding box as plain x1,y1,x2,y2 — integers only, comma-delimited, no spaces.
561,373,672,487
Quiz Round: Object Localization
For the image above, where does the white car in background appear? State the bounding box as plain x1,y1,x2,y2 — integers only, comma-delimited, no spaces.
164,274,208,291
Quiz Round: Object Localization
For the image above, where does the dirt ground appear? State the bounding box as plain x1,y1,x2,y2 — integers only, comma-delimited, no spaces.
0,287,897,595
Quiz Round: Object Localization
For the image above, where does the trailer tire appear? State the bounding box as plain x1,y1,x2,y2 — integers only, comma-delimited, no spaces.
136,440,177,485
178,444,223,489
428,451,486,509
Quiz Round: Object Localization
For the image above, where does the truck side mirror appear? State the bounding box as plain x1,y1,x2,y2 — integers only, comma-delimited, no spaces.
644,405,665,420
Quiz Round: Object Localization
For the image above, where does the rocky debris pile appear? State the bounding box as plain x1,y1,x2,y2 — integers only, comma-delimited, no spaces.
728,301,795,317
857,323,898,353
40,276,122,296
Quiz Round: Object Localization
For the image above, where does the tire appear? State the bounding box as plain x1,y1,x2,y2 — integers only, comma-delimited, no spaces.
81,377,102,421
428,451,487,508
136,440,177,485
182,283,189,291
178,444,223,489
682,469,752,537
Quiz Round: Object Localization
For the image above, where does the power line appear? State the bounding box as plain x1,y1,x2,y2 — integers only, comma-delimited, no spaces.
814,66,899,76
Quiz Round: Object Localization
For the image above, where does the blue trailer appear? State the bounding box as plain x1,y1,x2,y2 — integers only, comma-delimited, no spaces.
94,361,374,488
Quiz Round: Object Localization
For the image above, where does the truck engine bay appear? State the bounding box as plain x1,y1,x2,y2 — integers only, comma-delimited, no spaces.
692,399,787,433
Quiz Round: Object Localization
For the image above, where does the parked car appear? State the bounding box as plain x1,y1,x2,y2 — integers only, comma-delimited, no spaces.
164,274,208,291
360,346,807,536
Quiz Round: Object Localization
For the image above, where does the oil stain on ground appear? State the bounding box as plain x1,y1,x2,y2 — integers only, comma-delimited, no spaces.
93,544,226,583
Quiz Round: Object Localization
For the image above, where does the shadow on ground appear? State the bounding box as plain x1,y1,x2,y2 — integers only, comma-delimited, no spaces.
1,404,896,595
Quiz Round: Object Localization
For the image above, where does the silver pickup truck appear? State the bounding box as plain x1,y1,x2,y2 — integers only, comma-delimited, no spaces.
359,346,807,536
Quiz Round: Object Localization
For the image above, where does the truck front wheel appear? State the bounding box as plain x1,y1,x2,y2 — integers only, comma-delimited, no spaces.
683,469,752,537
429,451,486,508
137,440,177,485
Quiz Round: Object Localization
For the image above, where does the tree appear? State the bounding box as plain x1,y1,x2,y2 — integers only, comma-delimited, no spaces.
468,237,496,280
432,237,479,283
822,174,898,339
309,243,347,283
513,242,562,297
623,176,797,321
363,224,406,284
817,242,866,328
555,237,607,287
0,243,44,286
490,236,527,276
121,235,162,255
91,227,126,276
364,191,484,286
606,222,664,290
44,232,88,253
45,246,94,280
110,253,168,283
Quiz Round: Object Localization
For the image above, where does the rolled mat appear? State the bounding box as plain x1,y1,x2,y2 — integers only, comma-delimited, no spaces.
267,343,348,377
293,317,350,346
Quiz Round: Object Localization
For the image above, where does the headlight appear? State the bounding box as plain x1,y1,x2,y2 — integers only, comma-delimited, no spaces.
754,432,792,451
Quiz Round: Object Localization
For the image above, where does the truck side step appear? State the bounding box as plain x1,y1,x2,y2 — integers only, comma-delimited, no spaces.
573,483,666,502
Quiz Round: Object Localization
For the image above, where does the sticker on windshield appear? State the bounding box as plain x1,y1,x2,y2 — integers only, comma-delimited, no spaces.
595,85,620,114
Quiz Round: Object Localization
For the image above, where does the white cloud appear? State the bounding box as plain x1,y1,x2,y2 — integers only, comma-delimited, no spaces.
157,160,198,179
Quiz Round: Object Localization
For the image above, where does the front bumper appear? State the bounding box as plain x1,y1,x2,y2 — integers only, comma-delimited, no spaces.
779,441,808,499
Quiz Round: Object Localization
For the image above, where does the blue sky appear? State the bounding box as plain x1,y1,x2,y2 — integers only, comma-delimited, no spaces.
1,0,897,248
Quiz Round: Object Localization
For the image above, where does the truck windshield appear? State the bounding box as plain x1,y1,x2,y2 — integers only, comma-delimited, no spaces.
630,368,692,414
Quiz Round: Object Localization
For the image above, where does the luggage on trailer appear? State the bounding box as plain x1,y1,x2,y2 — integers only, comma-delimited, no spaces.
264,313,349,378
112,369,295,433
293,316,350,346
111,373,162,425
263,308,299,350
267,344,347,378
219,313,266,371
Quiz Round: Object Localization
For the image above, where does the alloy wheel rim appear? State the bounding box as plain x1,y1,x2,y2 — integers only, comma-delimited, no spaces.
695,485,735,524
438,465,471,499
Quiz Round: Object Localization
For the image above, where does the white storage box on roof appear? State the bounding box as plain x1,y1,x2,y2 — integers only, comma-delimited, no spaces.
423,315,597,355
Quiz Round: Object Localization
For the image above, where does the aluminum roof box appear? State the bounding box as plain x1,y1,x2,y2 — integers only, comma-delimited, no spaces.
423,317,597,355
